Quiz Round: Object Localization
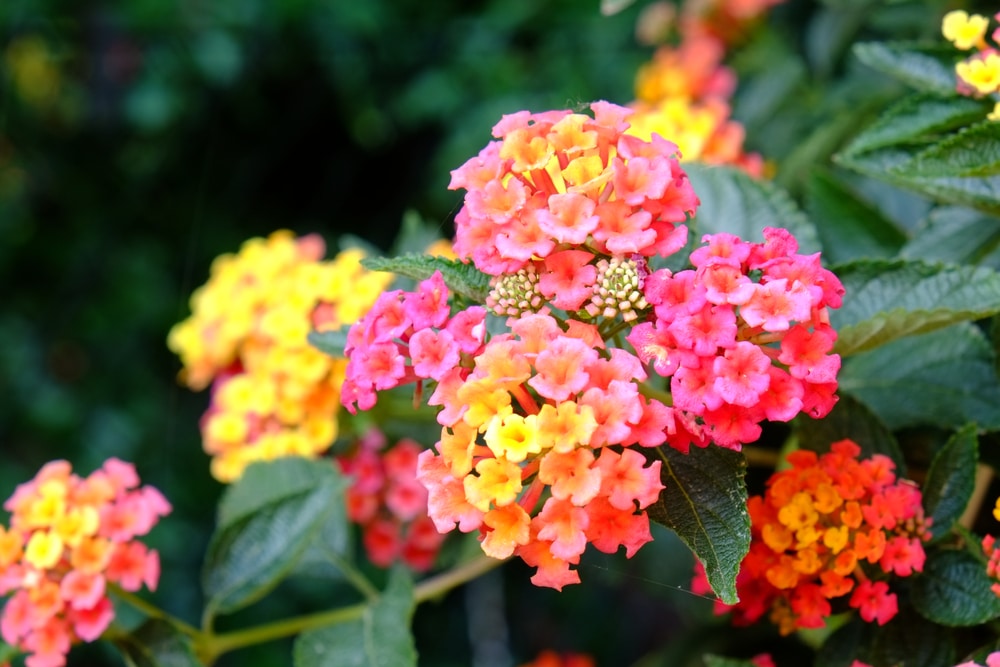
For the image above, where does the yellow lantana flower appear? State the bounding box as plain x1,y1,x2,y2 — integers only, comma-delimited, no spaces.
942,10,989,50
956,52,1000,95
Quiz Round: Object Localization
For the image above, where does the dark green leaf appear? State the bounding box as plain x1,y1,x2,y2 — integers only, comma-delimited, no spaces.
830,259,1000,356
294,567,417,667
839,323,1000,431
307,328,349,358
814,616,863,667
866,606,955,667
922,424,979,542
795,393,903,472
848,325,1000,427
217,458,344,530
115,619,203,667
685,164,821,254
902,206,1000,267
912,548,1000,626
646,445,750,605
907,121,1000,178
852,41,958,94
805,169,906,263
842,93,989,156
361,254,490,302
204,460,343,616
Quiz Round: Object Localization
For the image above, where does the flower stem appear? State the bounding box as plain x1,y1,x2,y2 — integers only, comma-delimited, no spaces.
109,585,203,639
199,555,505,663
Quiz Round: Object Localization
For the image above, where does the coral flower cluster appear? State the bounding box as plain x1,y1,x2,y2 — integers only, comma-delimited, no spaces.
0,459,170,667
628,34,764,176
336,430,446,572
942,10,1000,120
695,440,930,634
168,231,392,482
627,228,843,450
447,101,698,279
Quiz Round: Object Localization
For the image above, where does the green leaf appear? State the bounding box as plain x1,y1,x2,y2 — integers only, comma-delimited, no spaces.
685,164,821,254
204,459,345,616
116,619,203,667
646,445,750,605
907,122,1000,178
703,656,758,667
902,206,1000,267
294,567,417,667
814,616,863,667
217,458,344,530
865,606,955,667
805,169,906,263
795,393,903,472
842,93,989,156
361,254,490,302
830,259,1000,356
922,424,979,542
911,548,1000,626
307,328,349,358
852,41,958,94
839,323,1000,431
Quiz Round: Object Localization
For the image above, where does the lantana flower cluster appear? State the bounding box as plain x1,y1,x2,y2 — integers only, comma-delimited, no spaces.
956,651,1000,667
627,228,843,450
695,440,930,634
343,102,842,590
336,429,447,572
168,231,392,482
629,34,764,176
942,10,1000,121
0,459,170,667
518,650,595,667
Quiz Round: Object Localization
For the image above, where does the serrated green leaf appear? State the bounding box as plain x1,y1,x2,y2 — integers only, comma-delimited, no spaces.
906,121,1000,178
912,548,1000,626
839,323,1000,431
805,169,906,263
852,41,958,94
866,606,955,667
830,259,1000,356
204,463,341,616
293,567,416,667
795,393,903,472
685,164,821,254
307,328,349,358
115,619,203,667
646,445,749,605
922,425,978,542
361,254,490,302
902,206,1000,267
842,93,989,156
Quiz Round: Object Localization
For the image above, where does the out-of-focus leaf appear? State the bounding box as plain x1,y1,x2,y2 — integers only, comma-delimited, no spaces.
703,656,759,667
830,259,1000,356
646,445,749,605
912,548,1000,626
308,328,349,358
922,424,978,542
293,567,416,667
902,206,1000,267
839,323,1000,431
685,164,821,252
852,41,958,94
116,619,203,667
842,93,989,156
217,458,344,530
362,254,490,302
806,169,906,263
907,122,1000,178
204,459,344,616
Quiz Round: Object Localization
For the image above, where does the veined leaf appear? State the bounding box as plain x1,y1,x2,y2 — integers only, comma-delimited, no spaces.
294,567,417,667
912,548,1000,626
902,206,1000,267
922,424,978,542
906,121,1000,178
839,323,1000,431
361,254,490,302
203,459,345,617
685,164,821,253
865,607,955,667
842,93,989,157
795,393,903,472
646,445,749,605
115,619,203,667
830,259,1000,356
852,41,958,94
